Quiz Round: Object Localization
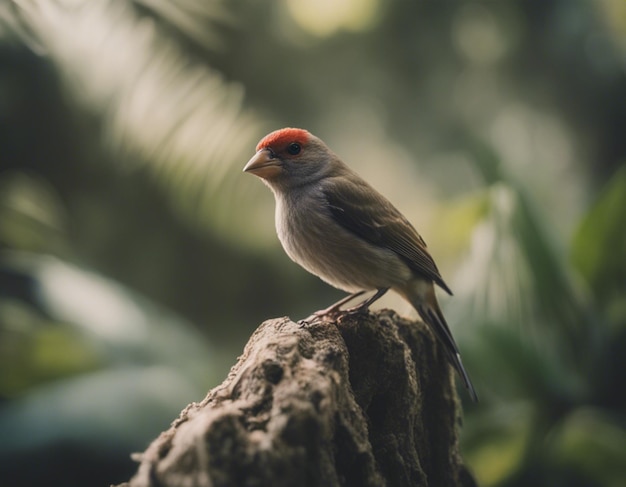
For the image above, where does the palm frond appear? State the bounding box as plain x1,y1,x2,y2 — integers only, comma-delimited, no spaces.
6,0,264,240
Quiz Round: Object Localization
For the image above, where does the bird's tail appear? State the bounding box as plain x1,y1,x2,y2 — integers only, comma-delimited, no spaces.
400,281,478,402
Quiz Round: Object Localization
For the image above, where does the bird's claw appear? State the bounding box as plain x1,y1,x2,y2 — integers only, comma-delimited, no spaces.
298,309,342,327
297,316,316,327
298,289,385,327
297,313,321,327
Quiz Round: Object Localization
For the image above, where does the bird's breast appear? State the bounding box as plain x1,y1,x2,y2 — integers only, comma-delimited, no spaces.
274,192,411,292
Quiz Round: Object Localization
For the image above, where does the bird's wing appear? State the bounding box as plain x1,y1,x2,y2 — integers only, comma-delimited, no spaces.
322,175,452,295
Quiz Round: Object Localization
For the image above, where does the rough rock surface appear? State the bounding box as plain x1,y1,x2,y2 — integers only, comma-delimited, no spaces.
116,310,476,487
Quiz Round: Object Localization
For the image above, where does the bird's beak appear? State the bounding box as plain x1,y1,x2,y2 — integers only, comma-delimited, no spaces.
243,149,283,179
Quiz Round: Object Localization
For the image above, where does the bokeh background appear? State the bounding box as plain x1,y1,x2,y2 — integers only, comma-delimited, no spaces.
1,0,625,486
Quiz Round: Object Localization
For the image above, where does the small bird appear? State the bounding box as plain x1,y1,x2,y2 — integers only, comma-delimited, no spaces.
244,128,477,401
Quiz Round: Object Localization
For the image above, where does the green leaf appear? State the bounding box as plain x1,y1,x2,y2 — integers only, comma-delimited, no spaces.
547,408,626,487
571,166,626,311
462,402,532,486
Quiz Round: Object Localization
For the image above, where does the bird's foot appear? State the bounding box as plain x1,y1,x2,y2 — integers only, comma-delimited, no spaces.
297,314,323,327
297,308,343,327
298,288,390,326
298,291,367,327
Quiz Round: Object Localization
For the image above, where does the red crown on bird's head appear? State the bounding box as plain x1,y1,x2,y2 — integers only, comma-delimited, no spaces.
256,128,310,152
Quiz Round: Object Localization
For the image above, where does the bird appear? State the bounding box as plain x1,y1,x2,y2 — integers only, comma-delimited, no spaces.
243,127,477,402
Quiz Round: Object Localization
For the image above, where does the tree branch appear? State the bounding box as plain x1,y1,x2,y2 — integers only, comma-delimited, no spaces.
116,310,476,487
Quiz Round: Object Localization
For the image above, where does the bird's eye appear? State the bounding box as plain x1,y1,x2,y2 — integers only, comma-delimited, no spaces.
286,142,301,155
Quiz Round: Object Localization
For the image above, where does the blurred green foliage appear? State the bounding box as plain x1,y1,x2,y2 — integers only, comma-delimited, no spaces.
571,165,626,315
0,1,625,486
